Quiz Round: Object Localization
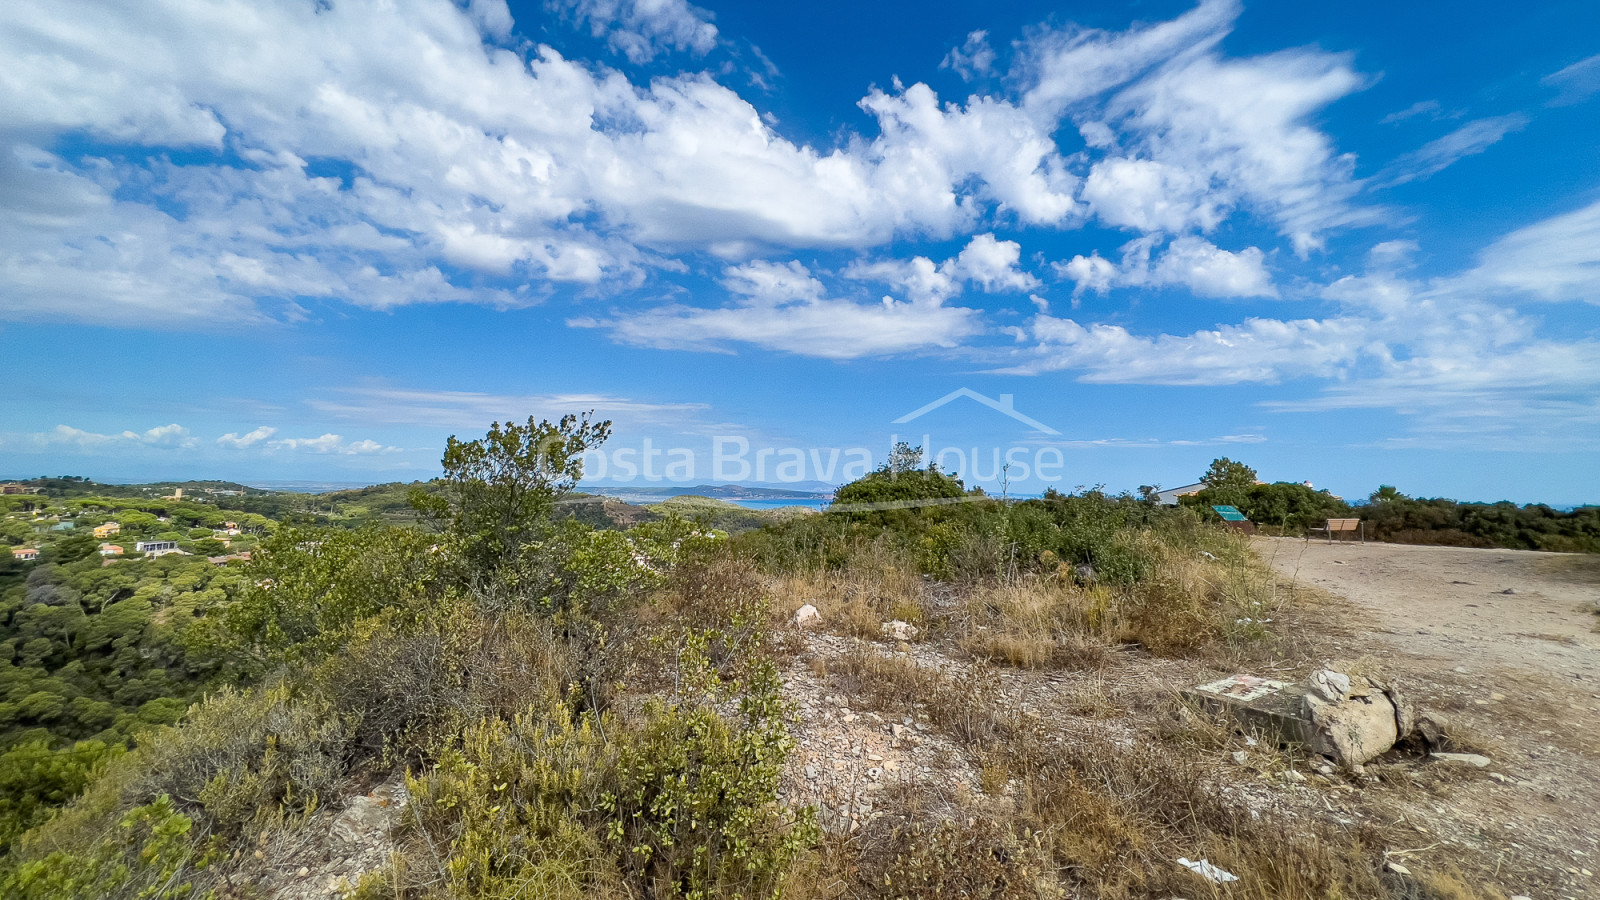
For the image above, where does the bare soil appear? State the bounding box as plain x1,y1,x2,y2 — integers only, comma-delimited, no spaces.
779,539,1600,898
1255,537,1600,898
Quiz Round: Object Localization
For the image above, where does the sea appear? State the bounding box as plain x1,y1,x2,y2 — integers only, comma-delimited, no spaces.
726,498,831,511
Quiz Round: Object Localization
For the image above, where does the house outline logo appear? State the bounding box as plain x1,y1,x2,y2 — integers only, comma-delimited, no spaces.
893,388,1061,436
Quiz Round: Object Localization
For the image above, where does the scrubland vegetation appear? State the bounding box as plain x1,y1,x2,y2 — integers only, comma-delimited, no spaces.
0,427,1527,898
1181,457,1600,552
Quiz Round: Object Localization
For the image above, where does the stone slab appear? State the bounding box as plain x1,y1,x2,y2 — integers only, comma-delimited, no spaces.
1185,674,1310,745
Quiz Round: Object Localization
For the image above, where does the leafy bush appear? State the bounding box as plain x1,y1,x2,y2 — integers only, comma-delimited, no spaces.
0,795,221,900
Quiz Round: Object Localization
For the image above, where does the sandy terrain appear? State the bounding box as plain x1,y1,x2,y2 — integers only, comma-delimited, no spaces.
1256,537,1600,682
1256,536,1600,897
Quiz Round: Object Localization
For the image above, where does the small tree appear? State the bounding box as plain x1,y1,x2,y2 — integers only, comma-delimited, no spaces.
1369,484,1407,503
885,441,925,475
409,413,612,578
1201,457,1257,490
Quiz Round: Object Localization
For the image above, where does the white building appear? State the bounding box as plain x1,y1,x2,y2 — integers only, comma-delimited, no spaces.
135,540,182,557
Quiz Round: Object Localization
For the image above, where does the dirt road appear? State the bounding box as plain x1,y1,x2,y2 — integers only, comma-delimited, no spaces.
1255,536,1600,682
1256,536,1600,897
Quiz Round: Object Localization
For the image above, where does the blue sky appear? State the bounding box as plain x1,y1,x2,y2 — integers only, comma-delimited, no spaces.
1,0,1598,503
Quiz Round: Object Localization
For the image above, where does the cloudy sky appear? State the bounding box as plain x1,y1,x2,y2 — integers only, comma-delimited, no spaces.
1,0,1597,502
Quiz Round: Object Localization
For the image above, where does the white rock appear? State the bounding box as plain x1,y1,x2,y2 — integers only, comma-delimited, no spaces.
1431,752,1492,768
1311,669,1353,702
794,604,820,627
881,620,920,641
1304,689,1399,767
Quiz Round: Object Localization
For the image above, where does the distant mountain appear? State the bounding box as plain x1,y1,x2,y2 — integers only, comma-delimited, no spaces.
583,482,833,502
243,480,385,494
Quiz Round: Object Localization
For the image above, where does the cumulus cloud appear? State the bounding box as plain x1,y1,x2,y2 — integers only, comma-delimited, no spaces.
554,0,719,63
0,0,1393,331
1080,157,1223,233
995,314,1365,383
267,433,401,455
1005,198,1600,442
1057,235,1276,299
217,426,278,448
572,259,982,358
847,233,1039,303
23,424,197,450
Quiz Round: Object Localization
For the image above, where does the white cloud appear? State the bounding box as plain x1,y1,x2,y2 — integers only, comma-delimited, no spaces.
217,426,277,448
1007,199,1600,443
1543,53,1600,107
1444,197,1600,302
1080,157,1222,233
948,234,1040,293
1017,0,1375,252
1372,114,1529,188
309,387,708,429
847,233,1039,303
1380,99,1443,125
0,0,1393,331
19,424,197,450
1149,236,1276,298
995,313,1366,383
1056,252,1117,296
572,259,982,358
1057,235,1276,299
857,84,1080,228
555,0,719,63
941,31,997,81
267,433,401,455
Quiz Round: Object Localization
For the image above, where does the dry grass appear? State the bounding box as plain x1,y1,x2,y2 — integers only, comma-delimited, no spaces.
772,543,927,640
949,529,1304,675
812,635,1496,900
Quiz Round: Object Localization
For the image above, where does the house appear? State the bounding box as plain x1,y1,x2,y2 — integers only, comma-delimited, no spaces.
135,540,182,557
1,483,27,494
94,522,122,538
1154,482,1207,506
222,521,239,530
99,543,124,557
10,547,39,561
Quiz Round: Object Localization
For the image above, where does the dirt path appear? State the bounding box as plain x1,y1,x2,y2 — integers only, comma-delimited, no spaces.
1255,537,1600,897
1254,537,1600,681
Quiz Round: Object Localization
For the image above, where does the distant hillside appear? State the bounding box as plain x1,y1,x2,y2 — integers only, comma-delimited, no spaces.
588,483,832,503
2,476,270,500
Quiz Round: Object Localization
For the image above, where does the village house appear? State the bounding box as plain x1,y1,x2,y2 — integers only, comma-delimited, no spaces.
10,547,39,561
99,543,124,557
0,483,27,494
1154,482,1207,505
135,540,182,557
94,522,122,538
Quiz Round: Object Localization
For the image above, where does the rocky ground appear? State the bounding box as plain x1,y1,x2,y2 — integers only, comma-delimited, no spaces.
251,538,1599,899
772,538,1600,900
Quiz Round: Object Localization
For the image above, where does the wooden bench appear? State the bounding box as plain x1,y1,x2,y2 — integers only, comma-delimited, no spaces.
1307,518,1363,543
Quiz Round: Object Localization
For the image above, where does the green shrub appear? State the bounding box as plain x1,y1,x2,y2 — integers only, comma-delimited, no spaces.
1,795,221,900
